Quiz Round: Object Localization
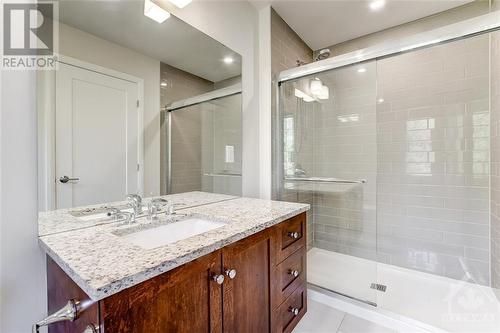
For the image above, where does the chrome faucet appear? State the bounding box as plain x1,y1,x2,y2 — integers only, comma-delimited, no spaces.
126,194,143,217
107,207,134,224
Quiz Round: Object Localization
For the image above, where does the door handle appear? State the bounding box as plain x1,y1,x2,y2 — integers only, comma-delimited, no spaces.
59,175,80,183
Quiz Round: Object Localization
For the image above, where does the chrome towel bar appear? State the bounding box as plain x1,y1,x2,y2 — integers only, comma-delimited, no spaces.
284,177,367,184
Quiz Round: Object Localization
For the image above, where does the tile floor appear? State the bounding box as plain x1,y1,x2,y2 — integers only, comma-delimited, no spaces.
293,299,398,333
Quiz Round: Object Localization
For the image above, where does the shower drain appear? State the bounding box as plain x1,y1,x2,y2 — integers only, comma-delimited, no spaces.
370,283,387,292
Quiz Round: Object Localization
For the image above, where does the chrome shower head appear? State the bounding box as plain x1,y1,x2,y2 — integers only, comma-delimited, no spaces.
315,48,331,61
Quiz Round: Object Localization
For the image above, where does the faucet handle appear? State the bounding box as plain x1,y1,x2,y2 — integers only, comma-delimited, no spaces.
126,194,143,214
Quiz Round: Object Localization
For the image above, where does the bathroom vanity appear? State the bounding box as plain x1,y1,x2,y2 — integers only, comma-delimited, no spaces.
38,193,309,333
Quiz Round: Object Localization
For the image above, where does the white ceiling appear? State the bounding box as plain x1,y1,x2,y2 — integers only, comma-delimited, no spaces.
53,1,241,82
270,0,474,50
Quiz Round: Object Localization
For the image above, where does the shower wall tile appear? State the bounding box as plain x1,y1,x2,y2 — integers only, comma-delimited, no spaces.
491,31,500,289
376,34,491,284
304,63,378,261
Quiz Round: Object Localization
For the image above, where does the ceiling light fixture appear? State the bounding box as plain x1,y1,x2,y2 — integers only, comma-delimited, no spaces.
223,57,234,64
167,0,192,8
144,0,170,23
369,0,386,11
357,67,367,73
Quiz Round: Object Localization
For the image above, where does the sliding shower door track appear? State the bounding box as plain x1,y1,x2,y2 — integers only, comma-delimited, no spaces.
308,282,378,307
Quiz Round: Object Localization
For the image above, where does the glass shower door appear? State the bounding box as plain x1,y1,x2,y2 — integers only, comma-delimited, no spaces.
278,61,378,305
168,93,242,196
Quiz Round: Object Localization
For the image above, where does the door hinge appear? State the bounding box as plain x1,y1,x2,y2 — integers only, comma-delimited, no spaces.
137,164,140,171
137,100,140,108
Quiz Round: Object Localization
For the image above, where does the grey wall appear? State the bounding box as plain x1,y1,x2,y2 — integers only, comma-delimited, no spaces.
1,71,48,332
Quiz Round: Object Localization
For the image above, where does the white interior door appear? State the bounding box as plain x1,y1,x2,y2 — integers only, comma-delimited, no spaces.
55,62,140,209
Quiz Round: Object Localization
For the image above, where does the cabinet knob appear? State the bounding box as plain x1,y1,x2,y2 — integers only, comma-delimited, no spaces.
82,324,99,333
289,307,299,316
288,231,300,239
225,269,237,279
289,270,299,277
212,274,225,285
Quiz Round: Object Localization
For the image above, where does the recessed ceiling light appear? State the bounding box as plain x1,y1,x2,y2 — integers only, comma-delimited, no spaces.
369,0,386,11
357,67,367,73
223,57,234,64
167,0,192,8
144,0,170,23
160,81,168,87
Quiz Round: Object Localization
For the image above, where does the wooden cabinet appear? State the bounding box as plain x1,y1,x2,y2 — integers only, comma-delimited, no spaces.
47,213,307,333
222,228,275,332
100,251,223,333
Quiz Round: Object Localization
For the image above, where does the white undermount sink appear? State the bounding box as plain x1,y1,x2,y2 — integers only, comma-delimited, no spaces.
121,217,226,250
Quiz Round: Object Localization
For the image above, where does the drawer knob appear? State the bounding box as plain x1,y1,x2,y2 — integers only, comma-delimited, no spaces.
83,324,99,333
288,232,300,239
289,307,300,316
289,270,300,277
225,269,237,279
212,274,225,285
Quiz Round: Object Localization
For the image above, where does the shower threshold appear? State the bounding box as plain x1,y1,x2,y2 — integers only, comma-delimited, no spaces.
308,282,378,307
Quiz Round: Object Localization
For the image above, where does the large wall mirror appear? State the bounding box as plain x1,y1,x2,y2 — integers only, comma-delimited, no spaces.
37,1,242,220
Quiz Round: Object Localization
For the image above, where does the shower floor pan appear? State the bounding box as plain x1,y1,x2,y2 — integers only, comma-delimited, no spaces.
308,247,500,333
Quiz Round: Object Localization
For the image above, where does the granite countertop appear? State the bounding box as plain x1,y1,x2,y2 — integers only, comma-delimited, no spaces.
39,194,309,301
38,191,237,236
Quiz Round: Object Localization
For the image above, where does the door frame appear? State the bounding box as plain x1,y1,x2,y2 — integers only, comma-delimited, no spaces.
37,55,144,211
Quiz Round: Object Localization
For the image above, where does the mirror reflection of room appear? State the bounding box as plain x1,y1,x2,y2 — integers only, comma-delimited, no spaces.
37,1,242,212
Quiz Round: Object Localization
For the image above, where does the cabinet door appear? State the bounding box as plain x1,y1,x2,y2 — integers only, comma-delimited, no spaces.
100,251,223,333
222,230,276,332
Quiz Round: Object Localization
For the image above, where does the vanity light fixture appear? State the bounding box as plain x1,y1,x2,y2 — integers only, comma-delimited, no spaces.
167,0,192,8
318,85,329,100
223,56,234,64
160,81,168,87
369,0,386,11
144,0,171,23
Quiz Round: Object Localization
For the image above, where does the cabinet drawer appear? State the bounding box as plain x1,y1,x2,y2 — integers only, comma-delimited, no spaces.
273,248,306,308
272,284,307,333
277,213,306,262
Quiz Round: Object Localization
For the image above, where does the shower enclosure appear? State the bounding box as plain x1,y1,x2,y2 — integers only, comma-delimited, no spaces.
275,11,500,332
163,85,242,196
